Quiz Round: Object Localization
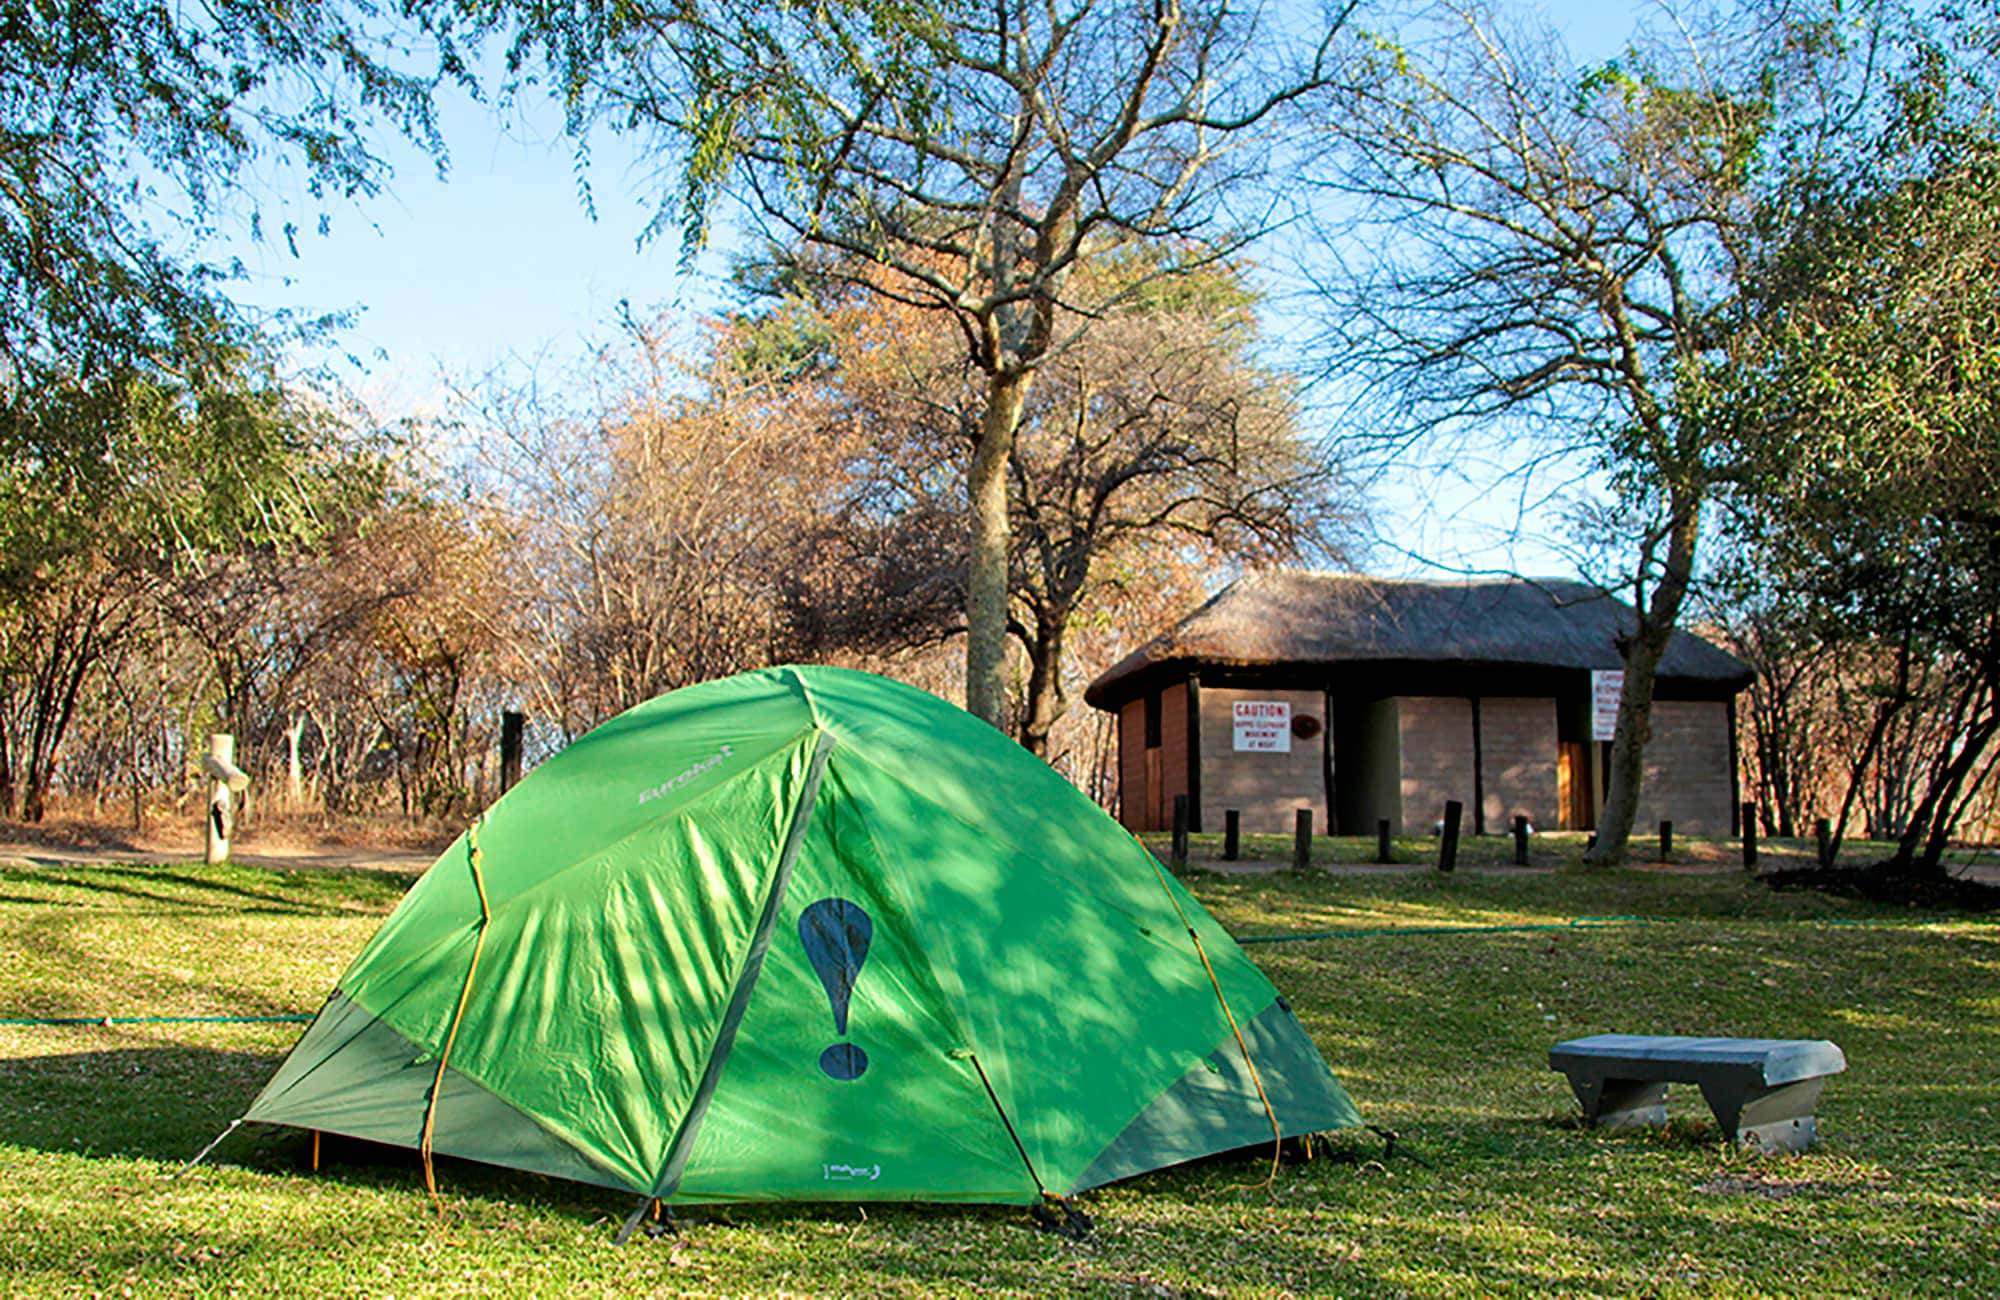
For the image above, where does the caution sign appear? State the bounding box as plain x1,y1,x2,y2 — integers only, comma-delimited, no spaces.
1591,670,1624,742
1233,701,1292,753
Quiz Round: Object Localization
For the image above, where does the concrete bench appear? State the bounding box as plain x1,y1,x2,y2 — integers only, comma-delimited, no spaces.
1549,1034,1846,1153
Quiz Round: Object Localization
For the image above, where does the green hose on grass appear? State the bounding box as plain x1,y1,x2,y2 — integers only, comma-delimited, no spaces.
1236,914,1656,944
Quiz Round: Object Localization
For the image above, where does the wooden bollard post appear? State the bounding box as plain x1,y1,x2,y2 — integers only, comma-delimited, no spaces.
1171,795,1189,868
1742,804,1758,872
1292,809,1313,872
1439,800,1462,873
1815,817,1833,867
500,710,525,793
1513,814,1530,866
1377,818,1393,864
201,734,250,865
1222,809,1240,862
1659,820,1673,862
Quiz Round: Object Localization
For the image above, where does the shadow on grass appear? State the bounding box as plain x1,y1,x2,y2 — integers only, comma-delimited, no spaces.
1196,866,2000,946
4,915,340,1023
1,1041,1401,1296
0,862,409,916
2,1045,284,1162
3,1043,649,1218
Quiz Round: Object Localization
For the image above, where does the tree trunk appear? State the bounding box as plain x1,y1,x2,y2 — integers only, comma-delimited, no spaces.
1830,692,1905,865
1016,614,1069,759
965,371,1032,728
129,699,144,833
20,622,96,824
1586,497,1700,866
0,704,15,819
1893,700,1998,877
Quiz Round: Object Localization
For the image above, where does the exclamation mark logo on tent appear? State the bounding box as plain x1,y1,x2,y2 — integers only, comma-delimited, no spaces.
799,898,872,1080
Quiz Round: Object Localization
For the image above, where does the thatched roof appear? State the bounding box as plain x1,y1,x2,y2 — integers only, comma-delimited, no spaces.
1084,571,1753,709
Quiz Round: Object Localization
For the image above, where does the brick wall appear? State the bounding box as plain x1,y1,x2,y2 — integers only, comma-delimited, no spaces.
1480,697,1559,831
1633,700,1735,835
1198,685,1326,834
1118,700,1147,831
1399,696,1476,834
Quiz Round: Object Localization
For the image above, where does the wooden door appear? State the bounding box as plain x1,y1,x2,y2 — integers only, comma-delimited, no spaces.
1558,741,1594,829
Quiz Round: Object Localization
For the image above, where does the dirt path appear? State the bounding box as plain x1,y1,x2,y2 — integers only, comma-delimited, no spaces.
5,832,1992,884
0,838,435,875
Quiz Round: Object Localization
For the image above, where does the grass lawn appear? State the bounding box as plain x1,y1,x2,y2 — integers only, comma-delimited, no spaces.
1,855,1995,1296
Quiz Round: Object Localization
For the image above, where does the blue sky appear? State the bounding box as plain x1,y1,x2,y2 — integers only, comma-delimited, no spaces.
227,1,1660,577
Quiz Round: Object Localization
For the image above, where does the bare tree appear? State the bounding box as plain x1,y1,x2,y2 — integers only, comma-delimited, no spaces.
460,314,877,737
1310,2,1849,863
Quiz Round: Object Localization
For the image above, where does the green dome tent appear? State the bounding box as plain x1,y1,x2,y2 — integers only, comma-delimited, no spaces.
242,666,1360,1220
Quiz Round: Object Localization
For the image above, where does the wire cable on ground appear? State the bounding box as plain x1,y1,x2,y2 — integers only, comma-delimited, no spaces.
8,915,1991,1028
1234,912,1994,945
1237,915,1655,945
0,1013,313,1026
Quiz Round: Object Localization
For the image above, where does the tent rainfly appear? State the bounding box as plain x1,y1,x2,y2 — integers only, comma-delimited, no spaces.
237,666,1361,1230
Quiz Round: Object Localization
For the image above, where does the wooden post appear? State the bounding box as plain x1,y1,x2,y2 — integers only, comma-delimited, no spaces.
201,734,249,865
1222,810,1240,862
1171,794,1189,868
1513,815,1529,866
1815,817,1833,867
1659,820,1673,862
500,711,525,793
1377,818,1394,864
1742,803,1758,872
1292,809,1313,872
1439,800,1462,873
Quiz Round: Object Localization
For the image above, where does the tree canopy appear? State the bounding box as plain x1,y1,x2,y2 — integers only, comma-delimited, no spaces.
548,0,1352,724
1720,7,2000,872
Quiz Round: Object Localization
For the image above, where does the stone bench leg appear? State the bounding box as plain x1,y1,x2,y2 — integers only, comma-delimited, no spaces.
1564,1072,1669,1129
1697,1076,1828,1153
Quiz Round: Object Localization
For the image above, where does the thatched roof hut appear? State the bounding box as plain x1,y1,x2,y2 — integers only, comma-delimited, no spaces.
1085,572,1752,839
1085,572,1751,711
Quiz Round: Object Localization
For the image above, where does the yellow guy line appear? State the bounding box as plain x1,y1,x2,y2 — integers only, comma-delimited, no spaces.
420,819,492,1214
1137,835,1285,1193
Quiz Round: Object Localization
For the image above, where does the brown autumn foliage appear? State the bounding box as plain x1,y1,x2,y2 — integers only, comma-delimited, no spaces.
767,257,1352,760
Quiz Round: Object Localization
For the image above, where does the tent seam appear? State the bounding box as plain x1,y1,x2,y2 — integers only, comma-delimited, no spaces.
344,730,821,1186
828,743,1223,1200
342,730,818,1040
257,994,641,1192
648,728,837,1200
477,727,820,920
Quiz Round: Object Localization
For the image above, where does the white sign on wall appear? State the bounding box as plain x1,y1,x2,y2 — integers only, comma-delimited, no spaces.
1233,701,1292,752
1591,670,1625,741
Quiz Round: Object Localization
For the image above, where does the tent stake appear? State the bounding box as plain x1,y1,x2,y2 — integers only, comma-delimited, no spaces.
311,1129,320,1172
614,1194,654,1246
